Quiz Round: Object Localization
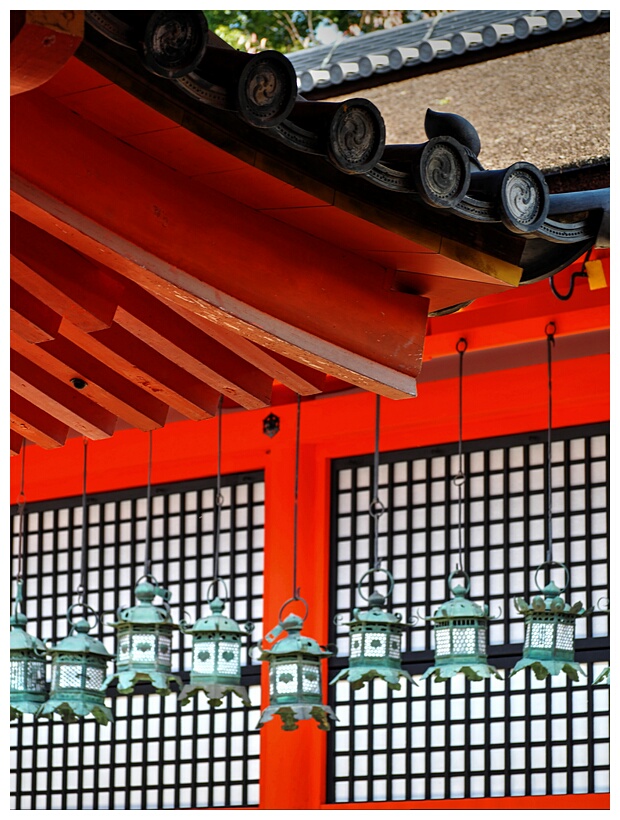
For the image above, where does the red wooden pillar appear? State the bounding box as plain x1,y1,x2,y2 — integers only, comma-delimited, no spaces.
259,402,332,810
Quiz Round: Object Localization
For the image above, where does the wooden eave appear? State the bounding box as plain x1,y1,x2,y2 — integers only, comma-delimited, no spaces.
9,11,609,455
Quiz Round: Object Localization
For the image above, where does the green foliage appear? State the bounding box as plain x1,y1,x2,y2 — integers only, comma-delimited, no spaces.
204,10,449,54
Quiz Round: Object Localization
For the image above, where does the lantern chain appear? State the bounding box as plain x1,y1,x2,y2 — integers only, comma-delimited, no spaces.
78,438,89,598
369,393,385,570
16,444,26,584
143,430,153,579
213,395,224,590
292,393,301,600
454,338,468,573
545,322,556,566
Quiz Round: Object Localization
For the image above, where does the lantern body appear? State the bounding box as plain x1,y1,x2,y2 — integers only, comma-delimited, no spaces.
257,613,336,731
10,610,47,720
38,618,113,724
179,597,251,707
422,581,502,682
330,591,415,690
104,579,181,696
512,578,590,680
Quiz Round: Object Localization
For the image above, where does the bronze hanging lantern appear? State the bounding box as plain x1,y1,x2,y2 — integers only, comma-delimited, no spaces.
105,431,181,696
331,567,416,691
38,595,113,724
422,339,502,683
512,562,591,681
10,449,48,720
257,599,336,732
332,396,416,692
11,580,48,720
512,325,592,681
421,570,502,682
38,440,113,723
104,575,181,696
257,395,336,731
179,397,254,708
179,581,254,707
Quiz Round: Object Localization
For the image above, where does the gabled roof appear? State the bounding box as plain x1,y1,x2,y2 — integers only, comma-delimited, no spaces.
288,9,610,95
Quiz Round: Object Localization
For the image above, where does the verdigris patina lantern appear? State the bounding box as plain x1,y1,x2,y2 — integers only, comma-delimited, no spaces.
330,568,416,691
38,597,113,724
422,570,502,682
257,600,336,732
512,562,591,681
104,576,181,696
10,580,48,720
179,583,254,707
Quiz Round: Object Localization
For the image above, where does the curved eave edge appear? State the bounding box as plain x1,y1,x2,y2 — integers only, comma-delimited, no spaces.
77,17,602,287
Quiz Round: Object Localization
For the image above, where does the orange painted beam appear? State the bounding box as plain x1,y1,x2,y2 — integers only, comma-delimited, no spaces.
11,214,125,332
114,286,274,410
11,350,117,440
9,350,610,496
162,298,327,396
59,320,219,422
10,281,62,343
10,11,83,96
10,391,69,449
10,91,429,399
11,331,169,432
426,258,610,360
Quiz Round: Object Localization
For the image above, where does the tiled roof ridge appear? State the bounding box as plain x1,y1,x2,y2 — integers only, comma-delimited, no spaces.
82,11,610,285
286,9,610,94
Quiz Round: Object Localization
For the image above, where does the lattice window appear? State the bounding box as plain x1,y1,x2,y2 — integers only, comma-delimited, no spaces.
328,424,609,803
10,471,264,810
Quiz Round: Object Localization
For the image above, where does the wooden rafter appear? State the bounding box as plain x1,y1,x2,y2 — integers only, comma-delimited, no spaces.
11,91,428,400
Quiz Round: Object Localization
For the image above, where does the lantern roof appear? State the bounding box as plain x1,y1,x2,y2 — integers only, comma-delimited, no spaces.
10,614,46,652
348,591,409,627
185,597,243,635
49,618,113,658
259,614,332,659
514,579,592,618
428,581,491,621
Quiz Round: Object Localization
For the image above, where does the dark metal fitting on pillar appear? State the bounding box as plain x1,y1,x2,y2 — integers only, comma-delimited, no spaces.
138,11,209,79
289,98,386,174
469,162,550,234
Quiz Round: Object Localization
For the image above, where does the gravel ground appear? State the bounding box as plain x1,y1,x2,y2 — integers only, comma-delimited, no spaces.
330,33,610,172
